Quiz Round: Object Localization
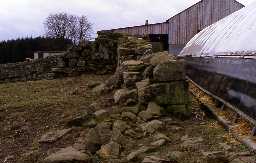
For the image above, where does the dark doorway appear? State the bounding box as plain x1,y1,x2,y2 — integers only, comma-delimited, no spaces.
149,34,169,52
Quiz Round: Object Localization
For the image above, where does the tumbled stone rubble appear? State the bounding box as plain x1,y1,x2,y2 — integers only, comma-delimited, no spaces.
41,35,194,163
40,37,255,163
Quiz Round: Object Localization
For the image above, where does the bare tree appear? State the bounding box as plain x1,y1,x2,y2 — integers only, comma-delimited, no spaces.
78,16,92,42
44,13,69,39
44,13,92,44
67,14,78,44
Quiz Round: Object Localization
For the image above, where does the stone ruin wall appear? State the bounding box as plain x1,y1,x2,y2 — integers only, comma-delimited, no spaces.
0,56,59,83
0,32,127,83
94,34,191,119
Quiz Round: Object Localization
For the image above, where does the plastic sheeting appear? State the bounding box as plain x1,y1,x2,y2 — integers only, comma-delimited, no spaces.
180,1,256,57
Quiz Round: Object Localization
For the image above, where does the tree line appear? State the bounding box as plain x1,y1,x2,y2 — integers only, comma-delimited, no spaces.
0,37,72,64
0,12,92,64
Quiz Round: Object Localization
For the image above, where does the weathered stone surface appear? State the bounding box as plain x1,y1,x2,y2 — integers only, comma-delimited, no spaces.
121,106,140,114
165,105,191,119
139,111,154,121
137,83,166,104
92,83,107,95
114,89,137,104
202,151,229,163
149,52,175,66
111,129,135,150
231,157,256,163
66,111,93,127
87,81,102,89
167,151,183,162
127,146,151,161
118,37,152,65
142,156,169,163
44,147,90,163
138,102,162,121
118,47,136,62
138,81,189,107
85,128,101,153
219,143,232,151
51,68,65,73
143,65,154,79
113,120,130,133
140,120,164,134
153,132,171,142
180,135,204,149
124,129,143,139
94,109,109,121
150,139,166,147
123,60,145,72
123,60,144,66
136,44,153,56
85,122,112,154
153,61,185,82
140,51,175,65
154,81,189,105
95,122,113,144
39,129,72,143
121,112,137,121
103,65,125,92
147,102,162,116
97,141,121,158
123,72,142,88
230,158,243,163
136,79,150,96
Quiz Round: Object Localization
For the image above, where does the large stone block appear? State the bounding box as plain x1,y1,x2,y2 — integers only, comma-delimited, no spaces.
137,83,166,104
154,81,189,105
114,88,138,104
165,105,191,119
137,81,189,105
153,61,185,82
123,60,145,72
123,72,142,88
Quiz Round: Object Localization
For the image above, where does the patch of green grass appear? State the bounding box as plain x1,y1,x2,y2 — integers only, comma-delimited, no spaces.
0,74,109,110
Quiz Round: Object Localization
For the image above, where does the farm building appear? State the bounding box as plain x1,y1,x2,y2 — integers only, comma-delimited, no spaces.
105,0,244,54
34,51,65,60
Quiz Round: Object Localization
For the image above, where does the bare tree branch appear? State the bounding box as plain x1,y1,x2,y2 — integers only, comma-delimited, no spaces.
44,13,93,44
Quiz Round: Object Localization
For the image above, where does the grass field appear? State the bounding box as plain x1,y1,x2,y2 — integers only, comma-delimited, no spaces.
0,74,110,163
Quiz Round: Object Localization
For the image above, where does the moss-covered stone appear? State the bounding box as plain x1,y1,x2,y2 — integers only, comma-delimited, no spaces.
153,61,185,82
165,105,192,119
154,81,189,105
137,83,166,104
123,72,142,88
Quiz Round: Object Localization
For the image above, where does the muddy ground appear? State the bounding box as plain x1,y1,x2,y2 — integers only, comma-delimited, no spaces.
0,74,255,163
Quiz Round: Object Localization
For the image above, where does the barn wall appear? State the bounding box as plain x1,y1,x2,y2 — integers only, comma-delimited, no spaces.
107,0,244,55
113,22,169,36
168,0,244,46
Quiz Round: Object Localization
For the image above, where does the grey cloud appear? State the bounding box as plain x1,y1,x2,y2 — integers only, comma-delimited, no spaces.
0,0,254,41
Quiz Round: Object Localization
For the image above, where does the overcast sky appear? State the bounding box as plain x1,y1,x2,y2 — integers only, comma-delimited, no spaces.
0,0,254,41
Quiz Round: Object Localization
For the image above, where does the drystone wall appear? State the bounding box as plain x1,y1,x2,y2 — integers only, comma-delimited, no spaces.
93,35,190,118
0,32,130,83
97,51,191,118
0,56,59,83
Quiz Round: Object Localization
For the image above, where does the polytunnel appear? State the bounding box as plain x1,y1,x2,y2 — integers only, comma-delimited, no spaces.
179,1,256,125
180,1,256,57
